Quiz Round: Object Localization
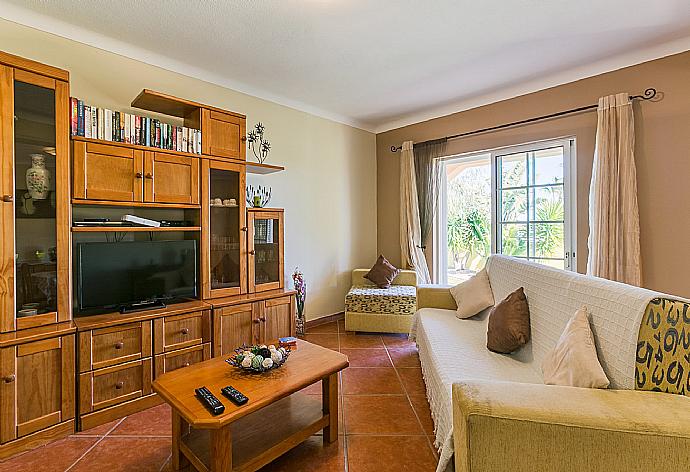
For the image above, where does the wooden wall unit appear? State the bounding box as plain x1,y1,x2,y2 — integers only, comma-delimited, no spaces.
0,52,296,458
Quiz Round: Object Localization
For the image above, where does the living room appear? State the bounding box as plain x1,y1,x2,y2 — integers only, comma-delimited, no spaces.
0,1,688,471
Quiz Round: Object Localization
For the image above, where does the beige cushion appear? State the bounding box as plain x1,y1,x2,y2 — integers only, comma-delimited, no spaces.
542,307,610,389
449,269,494,319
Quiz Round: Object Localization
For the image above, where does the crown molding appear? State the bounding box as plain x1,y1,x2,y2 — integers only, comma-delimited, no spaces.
373,35,690,134
0,1,375,133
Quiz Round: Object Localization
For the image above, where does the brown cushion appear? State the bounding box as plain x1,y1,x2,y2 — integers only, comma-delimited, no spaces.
364,255,400,289
486,287,530,353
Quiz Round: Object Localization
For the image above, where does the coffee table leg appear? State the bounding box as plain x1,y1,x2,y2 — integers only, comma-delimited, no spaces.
322,372,339,443
172,411,189,471
210,425,232,471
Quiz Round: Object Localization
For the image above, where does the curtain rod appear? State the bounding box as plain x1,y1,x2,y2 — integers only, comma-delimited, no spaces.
390,88,657,152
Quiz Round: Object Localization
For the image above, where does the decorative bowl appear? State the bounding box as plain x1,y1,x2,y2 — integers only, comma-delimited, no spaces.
226,344,290,373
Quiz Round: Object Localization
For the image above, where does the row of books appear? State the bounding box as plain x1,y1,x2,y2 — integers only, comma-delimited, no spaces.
70,98,202,154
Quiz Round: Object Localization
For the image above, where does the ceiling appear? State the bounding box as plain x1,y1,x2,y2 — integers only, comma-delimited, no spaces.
2,0,690,132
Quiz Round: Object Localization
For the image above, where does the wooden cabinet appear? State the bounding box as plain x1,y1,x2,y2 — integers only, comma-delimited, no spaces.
248,209,285,293
0,64,70,332
0,335,75,443
202,159,247,299
144,151,199,204
212,296,295,356
201,109,246,161
73,141,199,205
153,310,210,354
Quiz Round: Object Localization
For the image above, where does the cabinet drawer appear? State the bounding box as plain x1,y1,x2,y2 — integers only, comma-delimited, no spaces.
202,109,245,160
79,321,152,373
153,311,210,354
154,343,211,377
79,358,152,414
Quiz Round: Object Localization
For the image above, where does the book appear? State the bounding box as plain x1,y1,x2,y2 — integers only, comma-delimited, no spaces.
104,109,112,141
135,116,141,146
97,108,104,140
84,106,91,138
70,98,78,136
91,107,97,138
77,100,84,136
124,113,130,144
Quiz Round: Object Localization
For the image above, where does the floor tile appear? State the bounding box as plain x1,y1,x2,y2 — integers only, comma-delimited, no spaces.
340,348,392,367
388,346,421,367
0,436,99,472
258,435,345,471
397,367,427,395
381,333,416,348
110,403,171,436
409,395,435,435
343,396,423,435
339,334,384,349
73,418,120,436
302,334,339,349
70,437,171,472
347,435,438,472
306,321,340,334
342,367,404,395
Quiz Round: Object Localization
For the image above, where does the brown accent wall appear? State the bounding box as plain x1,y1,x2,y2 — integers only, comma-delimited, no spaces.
376,50,690,298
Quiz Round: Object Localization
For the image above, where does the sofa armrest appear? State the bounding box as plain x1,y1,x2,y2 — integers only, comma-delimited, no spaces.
452,380,690,472
416,284,457,310
351,269,417,287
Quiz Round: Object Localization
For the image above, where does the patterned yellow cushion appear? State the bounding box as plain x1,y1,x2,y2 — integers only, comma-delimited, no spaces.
345,285,416,316
635,297,690,396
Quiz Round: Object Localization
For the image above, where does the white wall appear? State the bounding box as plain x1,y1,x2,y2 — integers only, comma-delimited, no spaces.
0,19,377,320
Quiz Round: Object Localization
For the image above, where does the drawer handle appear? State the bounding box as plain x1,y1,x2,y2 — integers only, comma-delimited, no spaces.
180,328,189,335
253,319,261,324
260,317,267,323
241,136,247,142
2,195,13,203
135,172,143,179
184,362,190,367
115,381,124,390
145,173,153,179
114,342,124,350
3,374,15,383
241,226,248,232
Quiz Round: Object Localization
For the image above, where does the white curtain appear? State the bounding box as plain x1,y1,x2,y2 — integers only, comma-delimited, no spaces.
400,141,431,283
587,93,641,285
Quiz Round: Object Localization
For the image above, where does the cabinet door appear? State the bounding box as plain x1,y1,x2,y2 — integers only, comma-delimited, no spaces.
248,210,284,293
0,335,75,443
201,109,246,161
143,151,199,205
73,141,143,202
260,296,295,344
202,159,247,299
213,304,258,357
0,67,70,333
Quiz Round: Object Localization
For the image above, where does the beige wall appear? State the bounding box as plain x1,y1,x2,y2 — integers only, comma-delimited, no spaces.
0,19,377,321
377,51,690,298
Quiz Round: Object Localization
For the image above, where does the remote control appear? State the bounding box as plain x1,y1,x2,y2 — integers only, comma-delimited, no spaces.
195,386,225,415
221,385,249,406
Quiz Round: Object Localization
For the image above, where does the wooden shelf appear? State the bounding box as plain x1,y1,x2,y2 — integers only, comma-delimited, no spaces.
246,161,285,175
72,135,203,160
72,199,201,209
72,226,201,233
131,89,245,119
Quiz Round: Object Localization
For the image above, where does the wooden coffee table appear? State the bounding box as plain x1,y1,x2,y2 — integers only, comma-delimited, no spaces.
152,340,348,472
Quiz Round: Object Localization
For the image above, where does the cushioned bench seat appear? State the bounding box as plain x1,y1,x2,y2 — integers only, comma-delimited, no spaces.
345,285,417,315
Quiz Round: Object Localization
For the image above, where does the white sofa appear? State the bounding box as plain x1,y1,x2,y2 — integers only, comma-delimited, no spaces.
411,255,690,472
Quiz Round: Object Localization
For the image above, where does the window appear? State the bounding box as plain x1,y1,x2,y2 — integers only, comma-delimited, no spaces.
435,138,575,284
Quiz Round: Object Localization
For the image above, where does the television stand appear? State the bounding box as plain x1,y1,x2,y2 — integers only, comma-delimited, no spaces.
120,300,167,314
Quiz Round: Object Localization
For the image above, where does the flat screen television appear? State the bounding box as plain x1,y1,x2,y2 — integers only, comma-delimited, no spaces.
76,240,197,315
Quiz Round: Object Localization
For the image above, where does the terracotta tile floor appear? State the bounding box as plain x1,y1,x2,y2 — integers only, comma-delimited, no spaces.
1,320,438,471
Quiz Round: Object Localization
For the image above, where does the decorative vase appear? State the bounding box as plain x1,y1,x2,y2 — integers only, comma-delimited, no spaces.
26,154,50,200
295,310,305,336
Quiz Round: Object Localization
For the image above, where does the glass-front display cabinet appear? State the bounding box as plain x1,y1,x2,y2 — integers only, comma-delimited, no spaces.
248,208,284,293
201,159,247,299
0,66,70,332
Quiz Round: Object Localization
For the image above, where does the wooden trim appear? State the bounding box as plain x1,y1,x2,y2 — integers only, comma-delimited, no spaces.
55,80,72,324
16,411,61,438
15,312,58,330
247,210,284,293
73,300,211,331
131,89,245,119
61,335,75,420
0,65,15,333
16,336,60,357
13,69,55,90
0,322,75,349
305,312,344,329
71,198,201,209
71,226,201,233
79,393,161,432
0,51,69,82
264,297,291,308
72,135,204,160
0,420,74,460
209,289,297,309
0,345,16,442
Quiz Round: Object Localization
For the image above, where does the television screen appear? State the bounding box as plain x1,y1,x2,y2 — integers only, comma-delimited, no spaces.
76,240,197,314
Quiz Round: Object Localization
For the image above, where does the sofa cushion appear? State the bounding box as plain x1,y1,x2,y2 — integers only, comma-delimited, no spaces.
345,285,416,315
542,307,610,389
487,287,530,353
364,255,400,288
636,297,690,397
449,268,494,319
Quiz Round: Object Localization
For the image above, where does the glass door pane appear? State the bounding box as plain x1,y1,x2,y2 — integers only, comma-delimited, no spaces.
253,216,280,286
209,168,241,290
14,81,58,319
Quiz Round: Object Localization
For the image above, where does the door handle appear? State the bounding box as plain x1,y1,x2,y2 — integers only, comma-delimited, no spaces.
249,250,255,255
241,227,248,232
253,319,261,324
135,172,143,179
3,374,15,383
2,195,13,202
144,173,153,179
260,317,267,323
